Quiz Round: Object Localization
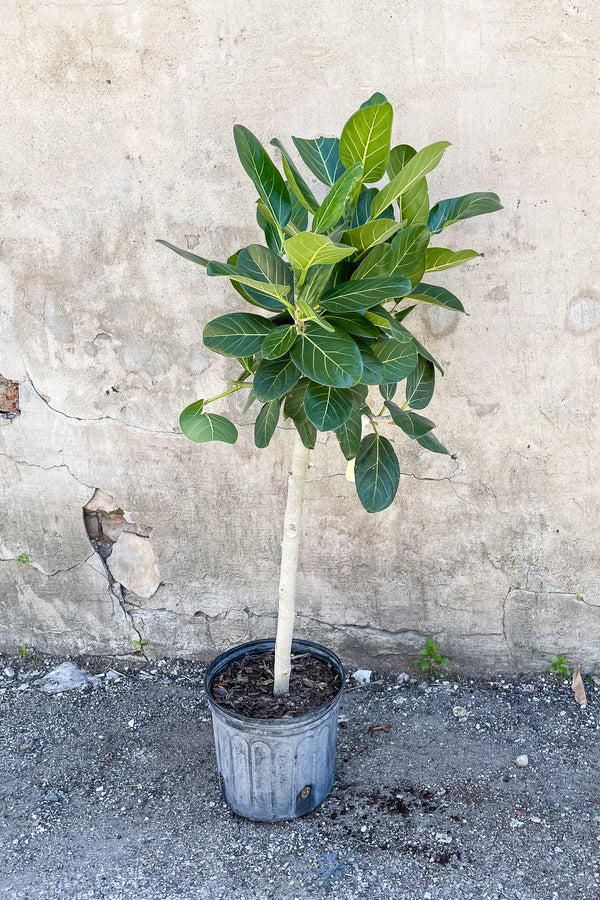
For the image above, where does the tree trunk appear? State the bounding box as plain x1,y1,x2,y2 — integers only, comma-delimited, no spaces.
273,429,311,696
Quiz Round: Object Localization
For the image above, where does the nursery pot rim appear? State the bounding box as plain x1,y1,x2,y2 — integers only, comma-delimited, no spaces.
204,637,344,729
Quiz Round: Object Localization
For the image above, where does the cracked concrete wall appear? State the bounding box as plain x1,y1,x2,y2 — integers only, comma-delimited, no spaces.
1,1,599,670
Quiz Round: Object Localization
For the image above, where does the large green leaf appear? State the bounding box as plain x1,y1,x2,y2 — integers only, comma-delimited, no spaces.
312,162,364,234
351,188,395,227
408,282,465,313
256,206,284,255
417,430,450,455
321,276,412,313
335,406,362,460
156,240,208,268
203,312,275,358
303,382,353,431
425,248,481,272
388,225,430,286
233,125,292,229
206,260,291,304
283,233,355,274
253,356,301,402
270,139,319,213
283,380,317,449
360,92,389,109
339,99,393,183
291,136,345,186
351,243,394,280
342,219,403,255
254,399,281,448
355,433,400,512
289,190,309,232
405,356,436,409
386,318,444,374
289,321,363,387
324,312,380,339
370,336,418,381
261,324,297,359
372,141,451,219
387,145,429,225
385,401,435,438
427,192,503,235
179,404,238,444
379,382,397,401
236,245,295,310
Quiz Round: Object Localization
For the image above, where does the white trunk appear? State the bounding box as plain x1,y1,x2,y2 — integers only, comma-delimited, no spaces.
273,429,311,696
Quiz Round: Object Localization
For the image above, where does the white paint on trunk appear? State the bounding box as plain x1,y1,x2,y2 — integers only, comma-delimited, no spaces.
273,430,311,696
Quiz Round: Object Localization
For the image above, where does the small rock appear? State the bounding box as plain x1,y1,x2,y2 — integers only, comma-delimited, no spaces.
3,667,15,679
435,833,452,843
452,706,467,717
46,793,60,803
397,672,410,684
351,670,372,685
522,684,535,693
515,754,529,768
105,670,121,682
37,662,100,694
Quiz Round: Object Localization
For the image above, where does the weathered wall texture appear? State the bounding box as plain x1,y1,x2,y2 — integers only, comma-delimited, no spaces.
1,0,599,670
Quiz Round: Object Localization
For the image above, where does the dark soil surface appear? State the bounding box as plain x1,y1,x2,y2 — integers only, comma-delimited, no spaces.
211,650,341,718
1,651,600,900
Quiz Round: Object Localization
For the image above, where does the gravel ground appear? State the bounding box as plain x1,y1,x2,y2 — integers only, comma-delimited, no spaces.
1,651,599,900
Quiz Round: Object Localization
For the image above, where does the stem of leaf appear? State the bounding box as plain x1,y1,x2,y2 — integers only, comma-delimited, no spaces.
204,384,250,405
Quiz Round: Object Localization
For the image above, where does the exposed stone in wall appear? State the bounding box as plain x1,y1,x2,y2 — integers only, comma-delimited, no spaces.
0,374,20,421
107,533,161,599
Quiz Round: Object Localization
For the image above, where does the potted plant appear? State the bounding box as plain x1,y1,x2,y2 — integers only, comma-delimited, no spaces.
159,92,502,821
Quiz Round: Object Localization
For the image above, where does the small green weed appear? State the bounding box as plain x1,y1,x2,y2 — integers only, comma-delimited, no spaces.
131,638,148,654
18,643,28,658
550,653,571,679
15,553,30,567
413,636,450,678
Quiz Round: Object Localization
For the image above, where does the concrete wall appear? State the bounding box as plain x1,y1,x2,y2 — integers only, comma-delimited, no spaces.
1,0,599,671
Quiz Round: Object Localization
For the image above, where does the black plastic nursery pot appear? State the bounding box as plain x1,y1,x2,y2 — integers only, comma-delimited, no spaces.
204,638,345,822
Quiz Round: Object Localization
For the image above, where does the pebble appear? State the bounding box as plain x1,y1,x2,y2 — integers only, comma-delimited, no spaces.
351,670,372,685
3,667,15,678
452,706,467,717
515,754,529,767
37,662,100,694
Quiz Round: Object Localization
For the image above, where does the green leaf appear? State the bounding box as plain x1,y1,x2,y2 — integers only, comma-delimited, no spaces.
312,162,364,234
372,141,451,219
156,240,208,268
256,209,283,255
351,188,395,227
283,233,355,274
233,124,292,229
425,248,481,272
236,245,295,310
339,100,393,183
359,92,389,109
335,406,362,460
300,262,338,308
291,136,345,186
289,321,363,387
351,243,394,280
304,382,353,431
253,356,301,402
261,324,297,359
321,276,412,313
427,192,503,234
254,399,281,448
355,433,400,512
324,312,380,339
359,350,386,384
270,139,319,213
296,299,335,332
387,145,429,226
379,382,397,401
343,219,403,255
408,283,465,313
206,260,291,304
370,336,418,382
417,430,450,455
385,401,435,438
283,380,317,449
179,405,238,444
203,312,275,358
405,356,436,409
389,225,430,286
289,190,309,232
388,320,444,375
345,382,369,408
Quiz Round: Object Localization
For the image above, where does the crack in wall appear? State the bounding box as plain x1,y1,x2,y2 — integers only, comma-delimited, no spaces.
21,365,181,436
0,451,95,492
